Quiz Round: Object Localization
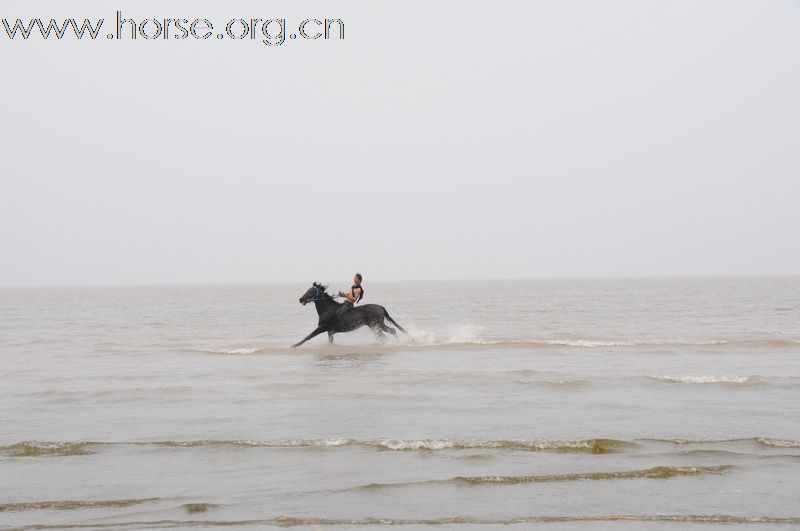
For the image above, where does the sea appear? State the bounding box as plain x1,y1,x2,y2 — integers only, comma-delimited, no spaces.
1,277,799,530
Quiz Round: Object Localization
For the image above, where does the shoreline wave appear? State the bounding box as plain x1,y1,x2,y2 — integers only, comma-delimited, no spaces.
647,375,752,384
642,437,800,449
0,498,158,512
153,437,633,453
4,437,799,457
454,464,732,484
184,336,800,355
7,514,800,527
357,465,733,490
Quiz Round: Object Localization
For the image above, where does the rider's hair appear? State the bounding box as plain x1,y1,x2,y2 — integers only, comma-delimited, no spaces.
354,273,363,282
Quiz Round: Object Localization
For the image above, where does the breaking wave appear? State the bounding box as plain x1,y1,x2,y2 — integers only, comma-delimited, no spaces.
12,515,800,527
154,437,633,454
0,498,158,512
496,337,800,348
185,336,800,355
454,465,732,484
0,441,93,457
0,438,633,455
641,437,800,450
182,503,218,514
648,375,751,384
358,465,732,489
3,437,797,458
223,514,800,525
758,438,800,449
188,347,262,355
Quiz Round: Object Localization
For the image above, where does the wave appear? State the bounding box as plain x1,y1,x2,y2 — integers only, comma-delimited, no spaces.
0,441,93,457
0,498,158,512
648,375,751,384
523,339,728,348
537,379,590,387
13,515,800,528
3,437,798,458
0,438,633,456
758,437,800,448
268,515,800,526
182,503,218,513
672,449,752,457
154,437,633,454
504,338,800,348
358,465,732,489
509,373,799,388
190,347,262,355
185,336,800,355
642,437,800,450
646,374,800,386
454,465,732,484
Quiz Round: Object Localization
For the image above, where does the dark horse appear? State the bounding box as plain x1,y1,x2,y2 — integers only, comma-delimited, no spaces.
293,282,407,347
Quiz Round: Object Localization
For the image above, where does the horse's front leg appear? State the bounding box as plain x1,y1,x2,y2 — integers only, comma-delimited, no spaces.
328,331,334,343
292,326,327,347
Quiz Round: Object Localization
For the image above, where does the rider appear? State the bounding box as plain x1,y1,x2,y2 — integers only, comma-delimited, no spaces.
337,273,364,316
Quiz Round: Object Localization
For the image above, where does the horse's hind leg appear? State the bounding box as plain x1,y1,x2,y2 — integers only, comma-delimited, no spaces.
370,325,387,342
328,332,334,343
379,323,397,337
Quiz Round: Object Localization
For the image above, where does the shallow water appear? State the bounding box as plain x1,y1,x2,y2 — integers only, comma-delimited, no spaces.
1,277,799,529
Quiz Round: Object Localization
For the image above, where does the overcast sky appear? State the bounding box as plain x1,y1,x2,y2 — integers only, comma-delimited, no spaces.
1,0,798,286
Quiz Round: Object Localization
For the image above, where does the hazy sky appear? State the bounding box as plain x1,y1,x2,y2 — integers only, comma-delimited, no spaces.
1,0,798,286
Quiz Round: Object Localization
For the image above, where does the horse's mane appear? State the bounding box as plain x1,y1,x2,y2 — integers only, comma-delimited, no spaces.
311,282,341,304
312,281,328,292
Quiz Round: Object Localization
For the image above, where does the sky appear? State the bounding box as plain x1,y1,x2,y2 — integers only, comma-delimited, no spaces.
1,0,799,286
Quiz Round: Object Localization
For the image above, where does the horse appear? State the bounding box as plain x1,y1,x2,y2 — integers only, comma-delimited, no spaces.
292,282,407,347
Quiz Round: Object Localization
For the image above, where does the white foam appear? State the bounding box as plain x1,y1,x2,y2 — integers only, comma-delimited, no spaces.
377,439,457,451
539,339,730,347
650,375,750,384
399,323,485,346
757,438,800,448
193,347,261,355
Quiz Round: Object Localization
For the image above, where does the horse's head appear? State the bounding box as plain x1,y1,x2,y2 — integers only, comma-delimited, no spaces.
299,282,327,305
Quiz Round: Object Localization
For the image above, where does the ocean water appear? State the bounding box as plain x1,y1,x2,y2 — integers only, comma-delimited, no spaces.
1,277,799,530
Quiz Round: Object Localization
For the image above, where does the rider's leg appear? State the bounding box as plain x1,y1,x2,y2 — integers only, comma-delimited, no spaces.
336,301,353,318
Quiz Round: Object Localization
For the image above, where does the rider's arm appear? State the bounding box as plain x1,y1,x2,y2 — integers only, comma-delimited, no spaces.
342,287,361,304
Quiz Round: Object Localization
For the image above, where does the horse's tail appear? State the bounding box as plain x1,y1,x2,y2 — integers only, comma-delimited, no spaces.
384,310,407,334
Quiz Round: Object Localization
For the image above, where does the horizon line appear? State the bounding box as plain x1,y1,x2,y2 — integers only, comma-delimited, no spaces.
1,272,798,290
